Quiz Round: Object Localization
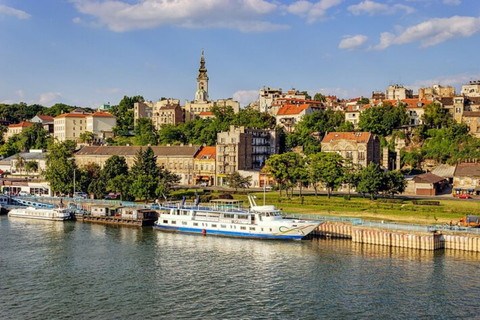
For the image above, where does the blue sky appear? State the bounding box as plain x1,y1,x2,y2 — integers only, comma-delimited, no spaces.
1,0,480,108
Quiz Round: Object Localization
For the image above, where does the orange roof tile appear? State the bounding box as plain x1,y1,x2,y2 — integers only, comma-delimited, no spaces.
322,132,372,143
195,146,216,160
277,104,310,116
90,112,115,117
8,121,33,128
199,111,214,116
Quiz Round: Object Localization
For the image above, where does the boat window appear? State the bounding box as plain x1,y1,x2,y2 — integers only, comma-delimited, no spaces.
182,222,188,225
249,227,255,231
221,224,226,228
193,223,198,226
163,220,168,223
269,228,272,231
240,226,246,230
171,221,176,224
212,224,217,227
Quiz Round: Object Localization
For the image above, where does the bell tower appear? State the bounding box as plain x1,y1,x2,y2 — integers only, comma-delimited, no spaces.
195,49,209,102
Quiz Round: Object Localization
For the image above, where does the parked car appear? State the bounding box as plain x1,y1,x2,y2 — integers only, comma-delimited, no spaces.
458,194,472,199
104,192,121,199
74,192,88,199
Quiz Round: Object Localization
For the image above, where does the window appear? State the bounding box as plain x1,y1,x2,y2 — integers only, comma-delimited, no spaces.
212,224,217,227
163,220,168,223
182,221,188,225
240,226,246,230
171,221,176,224
193,223,198,226
221,224,226,228
249,227,255,231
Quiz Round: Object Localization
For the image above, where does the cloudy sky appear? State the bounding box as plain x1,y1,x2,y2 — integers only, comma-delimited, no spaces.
1,0,480,108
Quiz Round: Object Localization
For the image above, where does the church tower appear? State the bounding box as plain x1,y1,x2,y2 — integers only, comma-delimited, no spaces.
195,49,209,102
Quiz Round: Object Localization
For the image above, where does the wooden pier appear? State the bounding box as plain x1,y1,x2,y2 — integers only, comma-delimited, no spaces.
75,214,157,227
314,222,479,252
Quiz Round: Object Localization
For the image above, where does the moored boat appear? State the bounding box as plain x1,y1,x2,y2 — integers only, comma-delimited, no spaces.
8,206,72,221
154,196,322,240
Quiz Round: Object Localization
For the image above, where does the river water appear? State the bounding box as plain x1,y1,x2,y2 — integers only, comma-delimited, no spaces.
1,216,479,319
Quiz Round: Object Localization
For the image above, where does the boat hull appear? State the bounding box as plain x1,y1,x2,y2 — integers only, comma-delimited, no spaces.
7,213,70,221
154,224,320,240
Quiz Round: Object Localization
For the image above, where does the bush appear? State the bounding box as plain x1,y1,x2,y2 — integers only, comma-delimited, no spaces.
412,200,440,206
343,195,351,201
218,193,234,199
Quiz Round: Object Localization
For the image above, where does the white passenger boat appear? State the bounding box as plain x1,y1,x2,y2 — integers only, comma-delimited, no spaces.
154,196,322,240
8,206,72,221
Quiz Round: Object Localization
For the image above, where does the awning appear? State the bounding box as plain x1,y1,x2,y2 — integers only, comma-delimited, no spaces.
468,189,474,192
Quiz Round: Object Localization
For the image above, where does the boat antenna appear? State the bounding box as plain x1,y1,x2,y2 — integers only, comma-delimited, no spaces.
248,195,257,208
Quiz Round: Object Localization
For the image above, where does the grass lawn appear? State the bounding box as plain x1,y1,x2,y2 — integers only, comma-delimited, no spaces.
231,192,479,225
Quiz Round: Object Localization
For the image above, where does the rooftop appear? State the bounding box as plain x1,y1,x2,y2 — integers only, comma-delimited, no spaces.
322,132,372,143
195,146,216,160
454,163,480,177
8,121,33,128
277,104,310,116
75,145,201,157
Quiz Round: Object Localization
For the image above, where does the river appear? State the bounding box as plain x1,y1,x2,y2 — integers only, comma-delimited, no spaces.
1,216,479,319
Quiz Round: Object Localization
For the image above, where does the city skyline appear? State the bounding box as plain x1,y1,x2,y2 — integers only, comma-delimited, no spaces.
1,0,480,108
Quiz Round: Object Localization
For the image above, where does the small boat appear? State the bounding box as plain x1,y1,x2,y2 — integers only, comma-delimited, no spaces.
8,206,72,221
154,196,322,240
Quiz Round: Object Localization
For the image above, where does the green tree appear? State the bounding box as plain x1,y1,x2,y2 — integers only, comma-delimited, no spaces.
265,152,303,197
301,91,312,100
382,170,406,198
14,154,25,173
111,95,144,135
226,171,252,191
155,169,181,200
134,118,157,146
44,141,77,195
25,160,39,175
102,155,129,180
357,163,384,200
79,131,95,145
130,147,160,200
313,93,326,102
422,102,452,129
358,102,409,136
307,152,345,199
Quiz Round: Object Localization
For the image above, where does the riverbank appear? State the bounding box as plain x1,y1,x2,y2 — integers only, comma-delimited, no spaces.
233,192,477,225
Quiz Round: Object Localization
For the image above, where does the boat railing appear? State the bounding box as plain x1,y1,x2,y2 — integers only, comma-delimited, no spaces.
161,201,248,213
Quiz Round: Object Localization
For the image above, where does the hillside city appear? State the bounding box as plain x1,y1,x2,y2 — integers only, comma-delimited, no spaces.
1,52,480,200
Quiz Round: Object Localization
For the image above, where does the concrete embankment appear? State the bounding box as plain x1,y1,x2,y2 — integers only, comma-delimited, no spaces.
314,222,480,252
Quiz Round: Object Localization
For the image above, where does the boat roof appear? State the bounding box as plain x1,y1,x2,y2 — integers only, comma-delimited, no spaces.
210,199,243,204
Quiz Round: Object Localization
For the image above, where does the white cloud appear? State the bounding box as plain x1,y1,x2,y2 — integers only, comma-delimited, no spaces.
408,73,480,93
39,92,62,106
443,0,461,5
373,15,480,49
338,34,368,50
348,1,414,16
233,90,259,106
72,0,288,32
285,0,342,23
0,4,31,19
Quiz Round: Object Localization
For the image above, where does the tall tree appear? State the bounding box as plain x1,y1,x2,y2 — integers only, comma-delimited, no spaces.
307,152,345,199
134,118,157,146
358,102,409,136
44,141,77,195
226,171,252,191
356,163,385,200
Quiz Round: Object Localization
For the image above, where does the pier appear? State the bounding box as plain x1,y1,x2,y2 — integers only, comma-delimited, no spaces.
313,220,480,252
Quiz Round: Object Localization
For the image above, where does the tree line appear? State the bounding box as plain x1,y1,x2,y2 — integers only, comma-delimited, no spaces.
265,151,406,200
43,141,179,201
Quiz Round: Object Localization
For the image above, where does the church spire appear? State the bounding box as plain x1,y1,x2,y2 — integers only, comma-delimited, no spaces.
195,48,209,102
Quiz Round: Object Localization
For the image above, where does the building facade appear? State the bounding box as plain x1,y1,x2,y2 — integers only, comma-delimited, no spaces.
385,85,413,100
4,122,33,141
193,146,216,186
321,132,380,167
216,126,279,186
461,80,480,97
418,85,455,100
86,112,117,142
30,115,54,134
74,145,201,185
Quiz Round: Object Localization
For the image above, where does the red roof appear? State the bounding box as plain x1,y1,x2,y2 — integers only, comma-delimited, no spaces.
199,111,214,116
322,132,372,143
8,121,33,128
36,115,54,121
90,112,115,117
195,146,216,160
277,104,310,116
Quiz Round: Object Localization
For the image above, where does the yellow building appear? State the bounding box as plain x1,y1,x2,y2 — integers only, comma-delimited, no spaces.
193,146,216,186
54,110,116,142
4,121,33,141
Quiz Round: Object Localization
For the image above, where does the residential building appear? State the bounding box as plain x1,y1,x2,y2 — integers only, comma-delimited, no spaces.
134,101,153,124
371,91,386,101
461,80,480,97
452,163,480,196
418,85,455,100
259,88,308,114
193,146,216,186
0,178,51,196
74,145,201,185
321,132,380,167
345,104,369,128
269,98,321,116
385,85,413,100
401,98,429,126
0,149,48,176
275,104,315,132
30,115,54,134
53,113,88,142
411,172,448,196
461,111,480,138
216,126,279,186
4,121,33,141
86,112,117,142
